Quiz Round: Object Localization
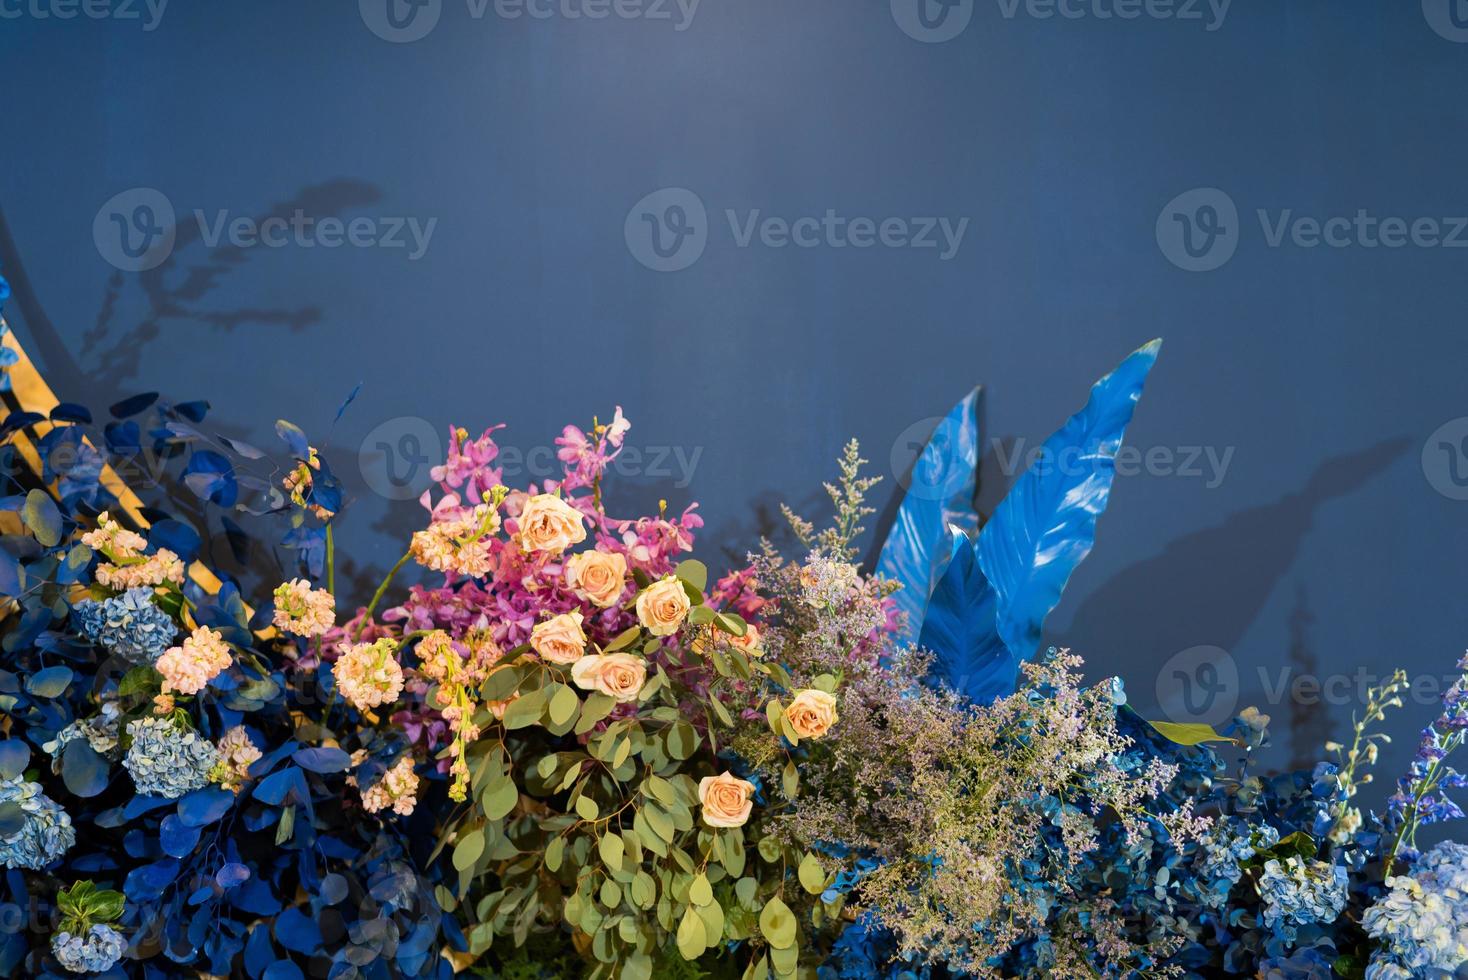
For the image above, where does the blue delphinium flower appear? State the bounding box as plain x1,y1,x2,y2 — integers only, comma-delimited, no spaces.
1363,840,1468,977
72,588,177,665
1257,856,1349,948
0,775,76,869
122,718,217,799
51,924,125,974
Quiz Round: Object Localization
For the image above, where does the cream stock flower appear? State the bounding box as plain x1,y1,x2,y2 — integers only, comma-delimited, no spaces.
333,639,405,711
636,576,691,636
530,612,588,665
516,493,587,554
156,626,233,696
698,772,756,828
271,578,337,637
570,653,647,703
565,550,629,607
785,689,839,739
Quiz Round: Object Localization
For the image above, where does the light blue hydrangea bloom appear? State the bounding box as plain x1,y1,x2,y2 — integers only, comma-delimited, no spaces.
122,718,217,799
0,775,75,870
72,587,177,665
1257,856,1349,946
43,703,123,769
1363,841,1468,977
52,924,126,973
1191,819,1279,908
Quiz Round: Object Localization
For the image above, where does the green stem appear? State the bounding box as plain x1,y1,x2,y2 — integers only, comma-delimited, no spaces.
325,522,336,597
353,550,412,641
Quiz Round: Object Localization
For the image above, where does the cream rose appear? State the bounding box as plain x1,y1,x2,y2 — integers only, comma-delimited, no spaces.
530,612,587,665
698,772,756,828
570,653,647,703
785,689,839,739
565,550,629,608
517,493,588,554
636,576,692,636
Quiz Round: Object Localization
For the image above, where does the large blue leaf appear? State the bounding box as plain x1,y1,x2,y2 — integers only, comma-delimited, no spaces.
975,339,1161,683
917,526,1015,704
874,386,982,648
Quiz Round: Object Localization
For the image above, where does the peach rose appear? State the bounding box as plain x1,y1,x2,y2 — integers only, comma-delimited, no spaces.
570,653,647,703
785,689,839,739
530,612,587,665
636,576,692,636
698,772,756,828
517,493,587,554
728,623,763,658
565,550,629,608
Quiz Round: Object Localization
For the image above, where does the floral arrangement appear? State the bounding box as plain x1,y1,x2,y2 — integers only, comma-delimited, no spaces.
1,277,1466,980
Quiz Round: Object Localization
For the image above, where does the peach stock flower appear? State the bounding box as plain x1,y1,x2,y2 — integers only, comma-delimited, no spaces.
333,639,405,711
272,578,337,637
516,493,587,554
636,576,691,636
785,689,839,739
530,612,588,665
698,772,756,828
360,755,420,816
565,550,629,607
96,549,185,589
570,653,647,702
156,626,233,696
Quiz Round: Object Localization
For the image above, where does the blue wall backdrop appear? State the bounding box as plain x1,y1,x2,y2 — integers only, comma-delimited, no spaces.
2,0,1466,786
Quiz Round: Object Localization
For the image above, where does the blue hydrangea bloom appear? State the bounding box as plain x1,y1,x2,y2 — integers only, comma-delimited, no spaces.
1191,818,1279,908
1363,841,1468,977
52,924,126,973
1257,946,1335,980
1258,856,1349,947
123,718,217,799
72,588,177,665
0,775,75,870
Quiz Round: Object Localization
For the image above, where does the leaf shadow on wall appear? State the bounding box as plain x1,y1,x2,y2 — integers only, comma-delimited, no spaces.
1048,436,1411,682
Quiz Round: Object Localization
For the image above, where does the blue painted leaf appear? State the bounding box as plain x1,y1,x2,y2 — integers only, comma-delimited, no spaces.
264,960,305,980
0,804,24,838
160,814,202,858
123,794,176,820
50,403,92,424
319,873,348,905
109,392,159,418
275,420,309,459
178,787,234,827
874,386,982,648
60,739,109,797
124,859,180,902
104,420,142,454
253,766,308,806
334,382,363,422
175,400,210,423
274,907,323,955
217,863,251,888
183,451,238,507
917,527,1017,704
976,339,1161,676
149,520,202,564
0,740,30,779
291,747,350,774
25,665,72,697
